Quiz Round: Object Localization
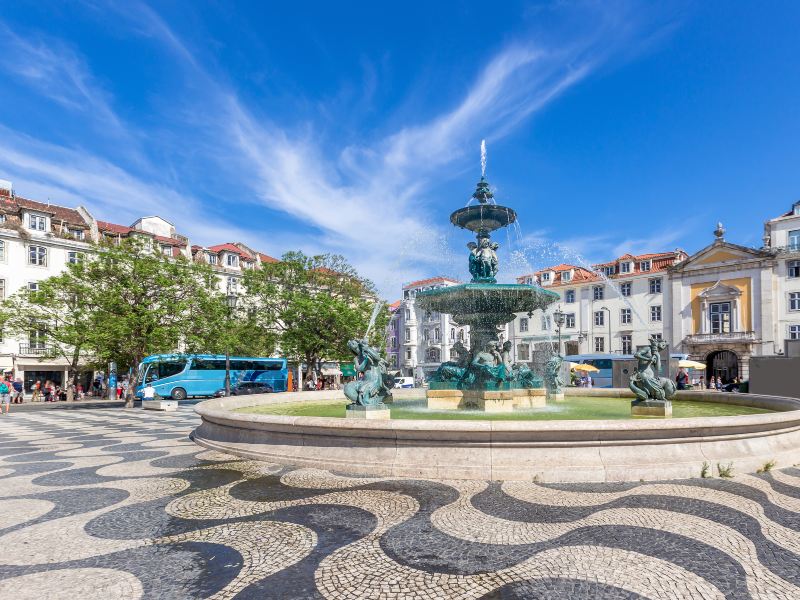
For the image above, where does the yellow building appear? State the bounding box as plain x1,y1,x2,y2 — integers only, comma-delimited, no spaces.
667,223,778,383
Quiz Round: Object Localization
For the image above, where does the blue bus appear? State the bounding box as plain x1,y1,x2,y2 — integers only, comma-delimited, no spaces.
135,354,288,400
565,352,687,388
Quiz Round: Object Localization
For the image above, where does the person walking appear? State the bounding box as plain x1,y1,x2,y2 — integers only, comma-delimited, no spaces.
715,376,723,391
676,368,689,390
32,380,41,402
0,379,10,415
12,379,24,404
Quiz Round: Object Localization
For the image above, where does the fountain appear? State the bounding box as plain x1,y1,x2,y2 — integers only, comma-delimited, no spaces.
414,173,560,410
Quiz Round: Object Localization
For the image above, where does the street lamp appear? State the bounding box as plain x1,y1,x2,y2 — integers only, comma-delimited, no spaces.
553,306,566,356
224,288,238,397
600,306,611,353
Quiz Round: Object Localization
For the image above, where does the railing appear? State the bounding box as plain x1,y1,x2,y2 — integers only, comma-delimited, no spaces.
684,331,757,344
19,344,52,355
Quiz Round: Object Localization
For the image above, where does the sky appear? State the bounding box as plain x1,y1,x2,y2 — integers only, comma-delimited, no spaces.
1,1,799,299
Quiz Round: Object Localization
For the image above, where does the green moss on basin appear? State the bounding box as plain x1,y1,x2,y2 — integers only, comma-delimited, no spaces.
236,397,772,421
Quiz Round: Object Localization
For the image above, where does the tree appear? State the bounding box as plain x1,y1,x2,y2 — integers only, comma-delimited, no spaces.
243,252,387,389
73,239,227,406
1,268,94,401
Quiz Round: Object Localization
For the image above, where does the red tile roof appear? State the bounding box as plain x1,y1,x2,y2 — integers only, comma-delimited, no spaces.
97,220,186,246
388,300,402,311
403,276,460,289
207,243,254,258
258,252,279,263
1,195,88,228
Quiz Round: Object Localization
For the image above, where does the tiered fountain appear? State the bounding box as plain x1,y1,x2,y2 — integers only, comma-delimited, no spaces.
415,175,560,411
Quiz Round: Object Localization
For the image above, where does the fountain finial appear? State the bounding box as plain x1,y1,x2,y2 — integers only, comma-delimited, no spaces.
472,177,493,204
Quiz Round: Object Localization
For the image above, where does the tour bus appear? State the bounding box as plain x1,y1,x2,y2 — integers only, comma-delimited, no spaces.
565,352,687,388
135,354,288,400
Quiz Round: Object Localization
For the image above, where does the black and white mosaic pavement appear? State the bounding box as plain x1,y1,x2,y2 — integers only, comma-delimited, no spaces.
1,406,800,599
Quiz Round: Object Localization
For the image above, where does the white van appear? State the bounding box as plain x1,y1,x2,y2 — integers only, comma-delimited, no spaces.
393,377,414,389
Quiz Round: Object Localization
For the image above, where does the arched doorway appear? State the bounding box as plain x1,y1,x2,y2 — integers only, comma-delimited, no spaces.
706,350,738,384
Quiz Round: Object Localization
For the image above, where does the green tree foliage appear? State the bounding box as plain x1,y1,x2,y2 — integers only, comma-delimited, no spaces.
243,251,387,387
1,268,94,400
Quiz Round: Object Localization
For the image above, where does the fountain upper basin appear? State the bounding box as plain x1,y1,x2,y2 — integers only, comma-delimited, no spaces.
415,283,559,320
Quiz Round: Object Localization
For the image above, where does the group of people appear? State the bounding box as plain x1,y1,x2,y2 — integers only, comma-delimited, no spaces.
0,378,24,415
675,368,742,391
575,373,594,388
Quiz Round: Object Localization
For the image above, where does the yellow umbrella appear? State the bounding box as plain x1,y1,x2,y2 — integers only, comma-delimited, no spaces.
678,359,706,370
571,363,599,373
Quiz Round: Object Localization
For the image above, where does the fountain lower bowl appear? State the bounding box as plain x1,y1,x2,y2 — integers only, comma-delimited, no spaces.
191,389,800,482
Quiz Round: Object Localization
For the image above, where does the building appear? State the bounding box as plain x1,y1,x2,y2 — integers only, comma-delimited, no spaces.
385,300,402,372
763,200,800,350
191,242,278,293
513,251,688,360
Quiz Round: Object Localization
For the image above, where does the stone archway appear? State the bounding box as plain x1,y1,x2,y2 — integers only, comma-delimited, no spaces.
706,350,739,384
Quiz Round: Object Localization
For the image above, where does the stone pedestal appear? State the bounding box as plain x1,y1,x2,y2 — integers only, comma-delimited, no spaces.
427,389,463,410
346,404,391,420
548,392,565,402
464,390,516,413
631,400,672,417
143,399,178,412
515,388,547,408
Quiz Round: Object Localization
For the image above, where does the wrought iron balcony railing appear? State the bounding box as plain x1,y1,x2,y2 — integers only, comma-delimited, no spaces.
684,331,757,344
19,344,52,355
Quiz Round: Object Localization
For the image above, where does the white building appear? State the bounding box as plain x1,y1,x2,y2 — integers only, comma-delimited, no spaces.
513,251,688,360
764,200,800,349
191,242,278,293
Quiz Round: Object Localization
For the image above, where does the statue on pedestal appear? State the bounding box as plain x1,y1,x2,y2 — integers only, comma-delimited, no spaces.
343,339,393,407
544,354,564,395
629,337,676,402
468,236,499,283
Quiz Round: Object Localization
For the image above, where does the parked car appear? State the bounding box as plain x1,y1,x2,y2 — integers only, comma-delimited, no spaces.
213,382,274,397
393,376,414,389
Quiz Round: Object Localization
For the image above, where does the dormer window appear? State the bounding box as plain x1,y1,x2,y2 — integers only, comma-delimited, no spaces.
794,201,800,216
208,254,218,265
639,260,651,272
28,214,47,231
161,245,172,256
68,229,84,240
226,254,239,267
561,271,572,282
620,262,631,274
541,272,551,283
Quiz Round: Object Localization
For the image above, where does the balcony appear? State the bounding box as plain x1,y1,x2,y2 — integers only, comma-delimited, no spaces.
684,331,757,345
19,343,52,356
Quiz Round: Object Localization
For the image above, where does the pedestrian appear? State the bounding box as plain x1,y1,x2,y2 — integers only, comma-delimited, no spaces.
12,379,24,404
0,379,10,415
116,381,123,400
77,383,84,400
676,368,689,391
43,381,52,402
143,382,156,402
715,376,723,391
586,374,593,389
32,380,41,402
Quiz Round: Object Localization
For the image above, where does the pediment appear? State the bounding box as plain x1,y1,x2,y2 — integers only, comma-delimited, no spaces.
673,241,766,271
698,280,741,299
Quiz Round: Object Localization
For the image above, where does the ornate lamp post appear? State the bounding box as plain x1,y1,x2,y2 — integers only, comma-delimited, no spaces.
224,288,238,397
553,306,566,356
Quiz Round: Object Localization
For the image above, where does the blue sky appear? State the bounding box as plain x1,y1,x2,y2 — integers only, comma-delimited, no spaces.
1,1,799,298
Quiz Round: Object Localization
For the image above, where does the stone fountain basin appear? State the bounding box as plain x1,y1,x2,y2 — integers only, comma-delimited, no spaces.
415,283,559,318
191,388,800,483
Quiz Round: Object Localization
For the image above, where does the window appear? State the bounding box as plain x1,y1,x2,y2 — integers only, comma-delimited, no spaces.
158,360,187,378
709,302,731,333
208,254,218,265
190,358,227,371
649,278,662,294
601,266,614,277
426,348,440,362
227,276,237,292
594,336,605,352
0,239,4,261
620,262,631,274
650,305,662,322
561,271,572,282
69,229,84,240
405,328,410,342
424,329,430,341
639,260,651,272
620,308,632,324
789,260,800,278
565,290,575,303
450,328,455,341
28,281,39,293
565,313,575,328
161,245,172,255
593,285,604,300
434,327,440,342
28,245,47,266
29,328,47,350
652,333,663,341
405,309,411,320
517,344,530,361
790,292,800,311
594,311,605,326
541,272,551,282
67,251,83,264
405,349,412,360
519,317,529,332
28,214,46,231
226,253,238,267
541,315,552,330
789,229,800,250
621,335,632,354
391,336,397,349
620,282,631,297
458,329,465,342
790,325,800,340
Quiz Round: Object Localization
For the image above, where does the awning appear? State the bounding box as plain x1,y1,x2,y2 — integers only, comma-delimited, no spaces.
340,363,356,377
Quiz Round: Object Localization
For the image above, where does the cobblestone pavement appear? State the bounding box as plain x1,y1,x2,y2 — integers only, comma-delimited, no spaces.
1,407,800,599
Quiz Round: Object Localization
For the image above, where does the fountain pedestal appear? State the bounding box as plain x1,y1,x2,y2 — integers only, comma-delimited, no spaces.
631,400,672,417
346,404,391,420
548,392,565,402
427,388,546,412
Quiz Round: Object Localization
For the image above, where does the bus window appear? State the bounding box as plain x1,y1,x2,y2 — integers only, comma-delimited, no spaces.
190,358,227,370
145,364,159,383
159,360,186,378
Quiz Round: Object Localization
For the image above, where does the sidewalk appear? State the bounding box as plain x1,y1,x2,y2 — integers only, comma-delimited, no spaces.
5,398,128,412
